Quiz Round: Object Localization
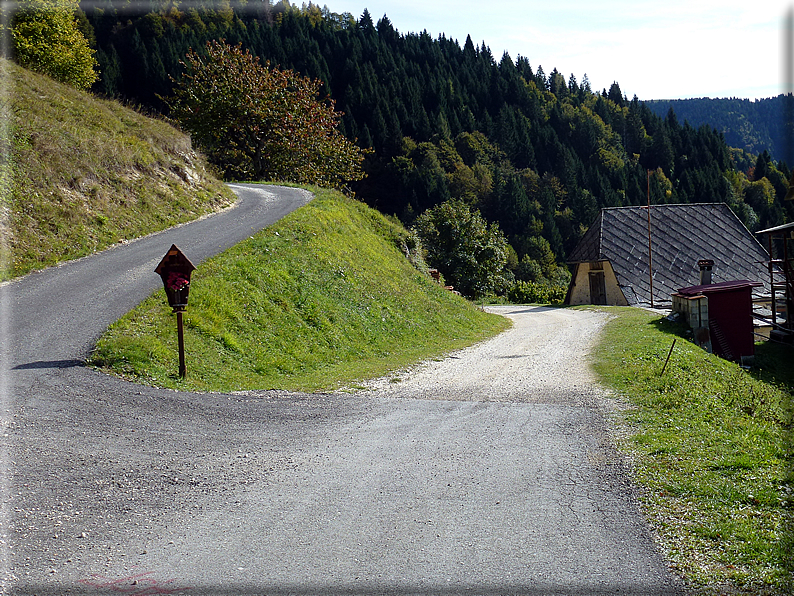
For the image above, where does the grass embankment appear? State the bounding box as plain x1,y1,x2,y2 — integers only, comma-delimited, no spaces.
1,58,235,280
592,307,792,595
90,187,510,391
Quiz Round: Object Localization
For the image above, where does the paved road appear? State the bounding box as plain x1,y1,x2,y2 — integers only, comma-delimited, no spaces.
1,186,685,595
1,184,313,371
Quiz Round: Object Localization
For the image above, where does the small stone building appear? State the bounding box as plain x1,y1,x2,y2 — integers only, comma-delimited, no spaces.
565,203,770,307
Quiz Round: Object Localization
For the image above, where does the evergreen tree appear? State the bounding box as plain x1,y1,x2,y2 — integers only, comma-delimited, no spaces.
607,82,625,107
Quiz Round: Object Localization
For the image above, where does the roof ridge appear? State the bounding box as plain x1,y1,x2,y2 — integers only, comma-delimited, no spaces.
601,202,727,210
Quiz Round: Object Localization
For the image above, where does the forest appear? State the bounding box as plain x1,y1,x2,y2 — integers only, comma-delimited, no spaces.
646,96,792,164
74,0,793,285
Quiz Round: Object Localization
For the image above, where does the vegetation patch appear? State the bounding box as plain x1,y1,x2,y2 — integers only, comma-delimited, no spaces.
1,58,234,280
81,2,794,266
591,307,792,595
90,187,509,392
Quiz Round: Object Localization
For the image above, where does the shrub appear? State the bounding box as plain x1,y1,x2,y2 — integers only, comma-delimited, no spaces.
413,199,512,298
508,280,567,304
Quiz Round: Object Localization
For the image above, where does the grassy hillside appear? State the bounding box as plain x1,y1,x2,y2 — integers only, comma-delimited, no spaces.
90,187,510,391
0,58,235,280
592,307,792,595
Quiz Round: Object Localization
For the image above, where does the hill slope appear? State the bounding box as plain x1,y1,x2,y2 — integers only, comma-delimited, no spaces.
81,3,793,260
645,96,786,162
0,58,235,280
90,187,510,391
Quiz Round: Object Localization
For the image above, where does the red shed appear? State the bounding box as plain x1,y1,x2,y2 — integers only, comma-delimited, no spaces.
673,280,761,361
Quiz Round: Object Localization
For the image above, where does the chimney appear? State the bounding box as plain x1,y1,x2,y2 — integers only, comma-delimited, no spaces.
698,259,714,285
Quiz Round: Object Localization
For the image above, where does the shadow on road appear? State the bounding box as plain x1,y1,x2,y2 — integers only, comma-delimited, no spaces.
493,305,560,315
12,359,85,370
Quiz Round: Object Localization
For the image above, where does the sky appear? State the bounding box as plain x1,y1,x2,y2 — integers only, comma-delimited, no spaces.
332,0,793,101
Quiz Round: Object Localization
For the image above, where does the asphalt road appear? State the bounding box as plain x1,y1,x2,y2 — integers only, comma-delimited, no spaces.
1,185,686,595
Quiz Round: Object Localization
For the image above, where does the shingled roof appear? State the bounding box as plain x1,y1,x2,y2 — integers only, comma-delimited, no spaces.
568,203,770,307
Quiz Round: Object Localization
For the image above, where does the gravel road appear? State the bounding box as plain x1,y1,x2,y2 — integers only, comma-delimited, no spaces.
2,187,686,595
346,305,608,403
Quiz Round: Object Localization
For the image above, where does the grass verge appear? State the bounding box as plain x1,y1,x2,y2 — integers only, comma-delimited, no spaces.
1,58,234,280
90,187,510,391
591,307,792,595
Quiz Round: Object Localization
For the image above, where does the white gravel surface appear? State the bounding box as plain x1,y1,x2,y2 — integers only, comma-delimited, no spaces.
344,305,611,403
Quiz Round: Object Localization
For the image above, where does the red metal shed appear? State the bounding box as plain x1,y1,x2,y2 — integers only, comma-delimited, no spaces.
674,280,762,361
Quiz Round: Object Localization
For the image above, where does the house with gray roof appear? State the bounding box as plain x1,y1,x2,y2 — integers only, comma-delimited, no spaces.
565,203,770,308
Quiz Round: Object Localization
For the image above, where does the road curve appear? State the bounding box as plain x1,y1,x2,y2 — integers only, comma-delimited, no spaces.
1,186,686,595
1,184,313,371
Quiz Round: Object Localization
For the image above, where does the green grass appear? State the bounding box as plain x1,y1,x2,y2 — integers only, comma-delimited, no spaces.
591,307,792,595
1,58,235,280
90,187,510,391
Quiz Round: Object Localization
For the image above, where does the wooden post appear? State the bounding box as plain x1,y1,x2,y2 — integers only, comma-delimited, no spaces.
177,309,186,378
647,170,654,309
769,234,777,329
661,339,676,376
155,245,195,380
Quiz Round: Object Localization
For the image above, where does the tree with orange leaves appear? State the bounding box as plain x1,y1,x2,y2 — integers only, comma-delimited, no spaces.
166,40,367,188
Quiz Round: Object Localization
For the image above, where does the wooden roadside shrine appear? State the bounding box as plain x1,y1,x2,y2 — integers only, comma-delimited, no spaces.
155,244,196,378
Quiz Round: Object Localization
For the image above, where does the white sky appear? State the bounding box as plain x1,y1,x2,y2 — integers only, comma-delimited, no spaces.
331,0,793,100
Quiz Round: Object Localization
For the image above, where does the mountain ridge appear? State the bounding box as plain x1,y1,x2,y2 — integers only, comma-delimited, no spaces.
645,95,789,163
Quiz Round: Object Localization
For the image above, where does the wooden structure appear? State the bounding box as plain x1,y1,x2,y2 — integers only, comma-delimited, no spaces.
155,244,196,378
673,280,762,360
756,221,794,342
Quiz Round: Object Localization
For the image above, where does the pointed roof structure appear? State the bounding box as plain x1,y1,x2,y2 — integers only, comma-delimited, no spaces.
567,203,770,307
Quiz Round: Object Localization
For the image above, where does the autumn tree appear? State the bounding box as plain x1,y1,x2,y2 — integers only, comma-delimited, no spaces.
166,40,367,186
10,0,98,90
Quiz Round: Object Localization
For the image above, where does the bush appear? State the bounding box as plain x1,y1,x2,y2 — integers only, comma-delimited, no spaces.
413,199,512,298
515,255,543,282
508,280,567,305
10,0,99,90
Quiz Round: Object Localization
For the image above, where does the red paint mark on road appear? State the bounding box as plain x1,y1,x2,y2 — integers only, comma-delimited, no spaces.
78,571,191,595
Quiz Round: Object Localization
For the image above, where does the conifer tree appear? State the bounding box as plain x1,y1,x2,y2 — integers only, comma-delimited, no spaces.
81,3,782,264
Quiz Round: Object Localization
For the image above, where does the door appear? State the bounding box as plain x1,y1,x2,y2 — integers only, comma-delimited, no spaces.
589,271,607,305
